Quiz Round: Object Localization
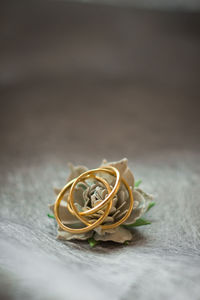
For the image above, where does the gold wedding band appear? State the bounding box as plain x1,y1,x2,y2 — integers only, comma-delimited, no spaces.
54,174,113,234
54,166,134,234
68,166,120,216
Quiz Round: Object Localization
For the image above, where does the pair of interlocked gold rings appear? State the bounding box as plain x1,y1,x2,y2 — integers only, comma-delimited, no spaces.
54,166,134,234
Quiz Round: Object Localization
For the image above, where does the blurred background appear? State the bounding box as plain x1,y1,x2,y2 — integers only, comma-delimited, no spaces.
0,1,200,300
0,0,200,166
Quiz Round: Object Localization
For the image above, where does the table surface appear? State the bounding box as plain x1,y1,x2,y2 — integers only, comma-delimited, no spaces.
0,2,200,300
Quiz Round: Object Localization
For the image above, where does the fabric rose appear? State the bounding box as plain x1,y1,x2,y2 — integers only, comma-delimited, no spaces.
49,158,154,243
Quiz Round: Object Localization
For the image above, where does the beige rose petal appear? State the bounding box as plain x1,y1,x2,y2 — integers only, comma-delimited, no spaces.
94,226,116,235
101,158,134,189
57,227,93,241
135,188,154,212
49,201,79,225
113,186,129,220
122,167,134,188
123,190,146,225
67,163,88,182
136,188,154,215
51,182,87,224
73,186,85,207
94,226,132,243
101,158,128,176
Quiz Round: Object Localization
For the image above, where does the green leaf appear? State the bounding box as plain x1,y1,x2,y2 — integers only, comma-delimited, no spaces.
123,218,151,228
47,213,55,219
124,241,129,245
88,237,98,247
134,179,142,188
146,201,155,212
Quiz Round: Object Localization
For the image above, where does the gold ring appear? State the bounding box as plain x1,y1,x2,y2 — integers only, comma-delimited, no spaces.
69,175,134,230
54,174,112,234
68,166,120,216
54,166,134,234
